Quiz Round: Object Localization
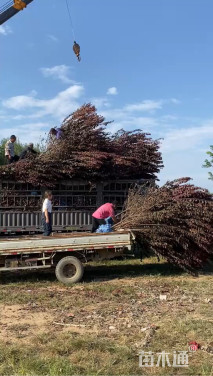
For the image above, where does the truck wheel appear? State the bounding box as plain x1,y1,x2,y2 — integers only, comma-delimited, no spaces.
55,256,84,284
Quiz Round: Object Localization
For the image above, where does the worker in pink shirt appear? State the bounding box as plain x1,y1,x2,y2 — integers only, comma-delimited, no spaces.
92,202,117,233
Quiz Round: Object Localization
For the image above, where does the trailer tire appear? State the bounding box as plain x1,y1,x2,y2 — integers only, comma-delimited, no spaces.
55,256,84,284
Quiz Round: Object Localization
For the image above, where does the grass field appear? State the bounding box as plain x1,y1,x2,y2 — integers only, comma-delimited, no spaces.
0,257,212,376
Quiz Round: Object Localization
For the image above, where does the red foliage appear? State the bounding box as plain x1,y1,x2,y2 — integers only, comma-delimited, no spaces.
115,178,213,274
0,104,163,186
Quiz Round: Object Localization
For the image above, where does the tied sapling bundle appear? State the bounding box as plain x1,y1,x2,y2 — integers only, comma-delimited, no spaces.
115,178,213,274
0,104,163,186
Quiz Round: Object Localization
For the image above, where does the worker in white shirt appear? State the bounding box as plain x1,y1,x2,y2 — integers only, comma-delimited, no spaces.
5,135,19,164
41,191,53,236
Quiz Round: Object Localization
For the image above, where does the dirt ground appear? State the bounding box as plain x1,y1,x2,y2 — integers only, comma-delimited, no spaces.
0,257,212,375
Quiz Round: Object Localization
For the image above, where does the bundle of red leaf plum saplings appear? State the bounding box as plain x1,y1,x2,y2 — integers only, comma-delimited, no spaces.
115,178,213,274
0,104,163,185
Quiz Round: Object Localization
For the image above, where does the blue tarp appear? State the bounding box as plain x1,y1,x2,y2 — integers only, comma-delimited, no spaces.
96,217,113,233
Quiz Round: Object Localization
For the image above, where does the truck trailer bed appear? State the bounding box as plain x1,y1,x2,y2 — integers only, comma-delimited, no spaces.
0,231,134,284
0,231,132,254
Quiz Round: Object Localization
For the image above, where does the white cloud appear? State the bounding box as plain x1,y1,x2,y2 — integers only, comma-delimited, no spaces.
156,122,213,190
124,98,180,113
107,87,118,95
99,99,179,133
0,25,12,36
158,149,211,190
40,65,74,84
160,114,178,122
125,100,163,112
47,34,59,43
170,98,181,104
0,122,49,144
3,95,36,109
99,108,125,120
107,116,158,134
161,123,213,153
91,97,111,108
2,84,85,120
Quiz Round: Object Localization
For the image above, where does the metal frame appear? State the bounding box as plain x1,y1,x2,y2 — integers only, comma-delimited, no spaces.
0,0,34,25
0,179,145,233
0,232,132,253
0,179,138,211
0,232,133,273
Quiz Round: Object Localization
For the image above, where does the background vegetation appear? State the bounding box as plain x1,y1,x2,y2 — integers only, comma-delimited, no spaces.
0,138,43,166
203,145,213,181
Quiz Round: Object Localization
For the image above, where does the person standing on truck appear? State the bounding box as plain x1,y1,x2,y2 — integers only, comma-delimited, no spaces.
19,143,38,160
5,135,19,164
92,202,117,233
42,191,53,236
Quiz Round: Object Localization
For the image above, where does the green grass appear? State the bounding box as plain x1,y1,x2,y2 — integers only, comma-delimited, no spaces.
0,257,212,375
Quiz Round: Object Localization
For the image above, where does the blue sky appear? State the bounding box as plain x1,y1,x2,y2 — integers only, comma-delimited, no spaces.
0,0,213,189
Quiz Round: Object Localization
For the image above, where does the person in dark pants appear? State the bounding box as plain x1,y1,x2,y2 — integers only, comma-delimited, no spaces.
92,202,117,233
41,191,53,236
92,217,106,233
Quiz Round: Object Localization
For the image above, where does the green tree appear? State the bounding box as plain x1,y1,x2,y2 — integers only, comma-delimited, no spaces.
0,139,6,165
203,145,213,180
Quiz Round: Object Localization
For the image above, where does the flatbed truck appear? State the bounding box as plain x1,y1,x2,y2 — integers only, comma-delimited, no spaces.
0,231,135,284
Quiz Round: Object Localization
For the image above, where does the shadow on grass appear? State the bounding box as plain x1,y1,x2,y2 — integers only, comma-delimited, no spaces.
0,258,188,285
1,257,213,285
83,260,185,282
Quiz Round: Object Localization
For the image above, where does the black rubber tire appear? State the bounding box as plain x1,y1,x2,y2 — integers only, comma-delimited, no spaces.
55,256,84,284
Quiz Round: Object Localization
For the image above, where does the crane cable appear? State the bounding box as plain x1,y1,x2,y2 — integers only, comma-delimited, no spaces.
65,0,81,62
65,0,75,41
